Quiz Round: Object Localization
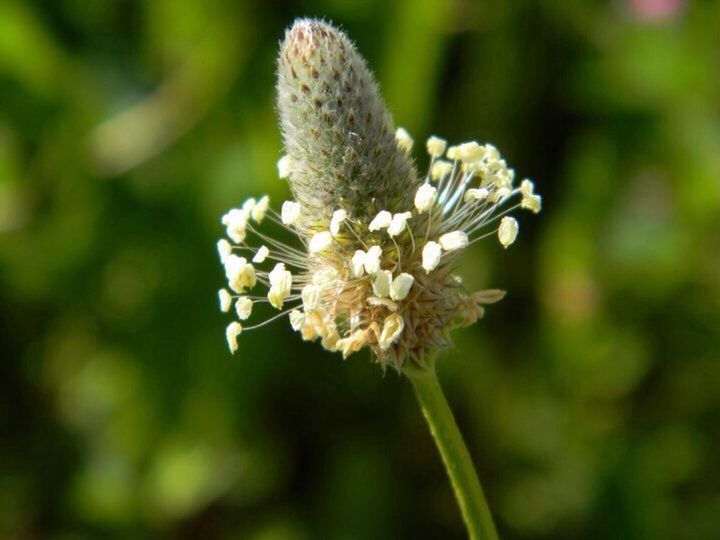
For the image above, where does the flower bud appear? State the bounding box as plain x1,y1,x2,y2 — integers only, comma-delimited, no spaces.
276,19,418,227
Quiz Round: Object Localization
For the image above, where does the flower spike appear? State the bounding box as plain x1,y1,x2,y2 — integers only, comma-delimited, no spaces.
215,19,541,367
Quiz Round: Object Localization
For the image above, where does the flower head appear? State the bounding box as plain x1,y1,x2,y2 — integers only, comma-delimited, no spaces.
215,19,541,368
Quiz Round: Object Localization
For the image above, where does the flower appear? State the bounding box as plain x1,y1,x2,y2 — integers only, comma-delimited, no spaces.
215,19,541,367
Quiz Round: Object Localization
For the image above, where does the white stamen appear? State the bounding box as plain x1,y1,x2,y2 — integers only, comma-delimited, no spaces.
387,212,412,237
390,273,414,301
268,263,292,309
422,241,442,273
414,183,437,213
426,136,447,158
252,245,269,263
395,127,414,152
520,179,541,213
350,250,366,278
439,231,469,251
330,209,347,236
289,309,304,331
242,198,256,214
281,201,301,225
235,297,253,320
218,289,232,312
222,208,248,243
309,231,333,253
366,297,398,311
224,255,256,293
373,270,392,298
277,155,292,179
464,188,489,203
457,141,485,162
431,160,453,180
378,313,404,351
252,195,269,222
217,239,232,261
301,284,321,311
369,210,392,231
498,216,519,248
226,322,242,353
364,245,383,274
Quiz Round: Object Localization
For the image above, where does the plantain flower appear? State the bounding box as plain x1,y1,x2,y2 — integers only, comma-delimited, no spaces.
215,19,541,366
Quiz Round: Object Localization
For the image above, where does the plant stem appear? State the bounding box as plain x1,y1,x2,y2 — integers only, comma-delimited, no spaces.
404,359,499,540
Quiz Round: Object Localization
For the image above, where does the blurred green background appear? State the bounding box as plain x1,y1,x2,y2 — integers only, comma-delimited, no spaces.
1,0,719,538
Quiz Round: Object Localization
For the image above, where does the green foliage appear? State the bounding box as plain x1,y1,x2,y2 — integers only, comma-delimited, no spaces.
1,0,719,538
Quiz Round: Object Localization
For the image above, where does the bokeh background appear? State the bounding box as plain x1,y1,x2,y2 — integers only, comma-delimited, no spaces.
2,0,719,538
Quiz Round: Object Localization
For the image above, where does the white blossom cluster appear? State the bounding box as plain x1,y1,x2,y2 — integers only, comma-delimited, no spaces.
217,129,541,365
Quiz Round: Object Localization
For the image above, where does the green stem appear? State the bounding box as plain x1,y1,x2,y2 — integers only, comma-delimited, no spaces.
404,359,499,540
